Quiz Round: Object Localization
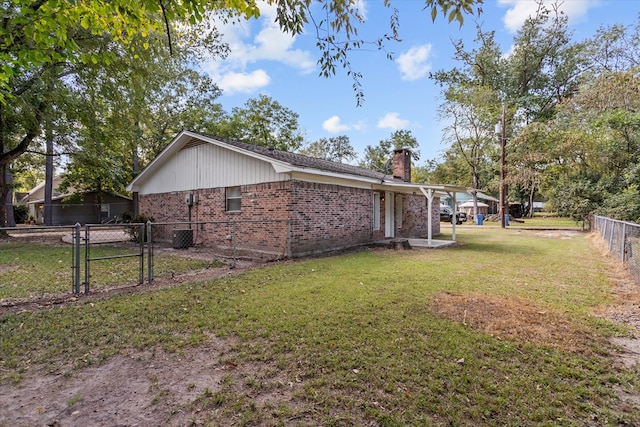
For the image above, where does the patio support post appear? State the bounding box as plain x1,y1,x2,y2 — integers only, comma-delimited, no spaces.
419,187,434,246
452,192,457,241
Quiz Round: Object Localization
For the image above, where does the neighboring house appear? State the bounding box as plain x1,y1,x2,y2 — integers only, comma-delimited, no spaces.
19,176,67,222
126,130,467,257
458,201,489,218
20,178,133,225
442,191,499,215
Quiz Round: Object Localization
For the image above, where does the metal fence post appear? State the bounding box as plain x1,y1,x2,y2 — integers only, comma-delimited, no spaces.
621,222,627,263
232,222,237,269
74,223,81,294
84,225,90,294
147,220,153,283
138,223,144,285
609,220,615,252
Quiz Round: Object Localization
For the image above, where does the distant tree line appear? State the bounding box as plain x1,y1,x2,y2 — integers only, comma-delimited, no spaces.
425,2,640,223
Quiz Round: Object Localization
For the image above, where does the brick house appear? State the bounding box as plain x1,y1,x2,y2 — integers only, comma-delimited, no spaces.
126,130,465,257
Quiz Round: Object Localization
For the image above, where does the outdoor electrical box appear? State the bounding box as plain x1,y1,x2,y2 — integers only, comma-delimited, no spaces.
185,194,194,206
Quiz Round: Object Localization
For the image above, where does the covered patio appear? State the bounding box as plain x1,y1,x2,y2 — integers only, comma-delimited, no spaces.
375,182,470,246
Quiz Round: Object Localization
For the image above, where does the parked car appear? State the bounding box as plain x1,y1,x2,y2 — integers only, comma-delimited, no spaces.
439,206,452,221
439,206,466,225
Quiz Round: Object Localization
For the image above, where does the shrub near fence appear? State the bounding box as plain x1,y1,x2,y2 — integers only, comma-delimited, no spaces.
593,215,640,284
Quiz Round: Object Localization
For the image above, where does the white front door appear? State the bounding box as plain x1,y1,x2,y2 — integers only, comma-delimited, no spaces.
385,191,395,238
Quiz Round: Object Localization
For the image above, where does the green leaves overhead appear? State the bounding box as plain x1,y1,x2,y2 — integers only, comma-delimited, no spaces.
221,95,305,152
300,135,356,163
426,0,484,27
0,0,260,104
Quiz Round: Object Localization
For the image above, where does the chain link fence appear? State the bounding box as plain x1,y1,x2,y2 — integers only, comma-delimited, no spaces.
82,224,146,293
0,225,80,300
1,219,291,304
592,215,640,284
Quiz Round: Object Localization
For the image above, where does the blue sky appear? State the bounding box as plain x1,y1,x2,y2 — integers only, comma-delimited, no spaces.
200,0,640,165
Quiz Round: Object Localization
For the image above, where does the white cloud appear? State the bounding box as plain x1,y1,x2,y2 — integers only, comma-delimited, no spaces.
354,0,368,21
377,112,409,130
499,0,594,33
322,116,351,133
219,70,271,94
397,44,433,81
352,120,367,131
204,1,315,94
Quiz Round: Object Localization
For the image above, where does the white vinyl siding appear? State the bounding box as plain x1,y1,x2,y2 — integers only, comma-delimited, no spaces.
137,143,288,195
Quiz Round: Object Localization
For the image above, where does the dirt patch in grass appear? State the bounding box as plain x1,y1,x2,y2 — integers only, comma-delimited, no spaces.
0,264,18,274
0,336,304,427
429,292,602,354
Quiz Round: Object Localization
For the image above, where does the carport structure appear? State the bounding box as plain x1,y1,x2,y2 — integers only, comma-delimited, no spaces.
377,182,471,247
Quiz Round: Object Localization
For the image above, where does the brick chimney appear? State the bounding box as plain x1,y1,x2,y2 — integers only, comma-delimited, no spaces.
392,149,412,182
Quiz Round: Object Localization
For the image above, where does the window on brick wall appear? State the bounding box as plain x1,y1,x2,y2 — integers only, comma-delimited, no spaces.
373,193,381,230
226,186,241,211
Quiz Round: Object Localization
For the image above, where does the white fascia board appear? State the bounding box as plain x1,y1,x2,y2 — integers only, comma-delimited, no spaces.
377,182,466,196
285,166,383,186
290,171,376,189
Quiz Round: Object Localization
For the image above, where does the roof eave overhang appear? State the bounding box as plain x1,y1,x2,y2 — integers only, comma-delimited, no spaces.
125,131,472,197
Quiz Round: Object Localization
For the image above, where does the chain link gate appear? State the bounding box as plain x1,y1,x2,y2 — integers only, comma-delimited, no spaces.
82,223,146,293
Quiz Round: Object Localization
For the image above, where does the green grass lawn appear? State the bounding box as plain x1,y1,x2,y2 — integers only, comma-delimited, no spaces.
1,228,638,425
457,215,584,228
0,242,219,299
508,215,585,228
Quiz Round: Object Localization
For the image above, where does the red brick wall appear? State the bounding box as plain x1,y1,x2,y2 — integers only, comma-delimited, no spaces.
139,182,292,256
290,181,384,255
397,194,443,237
138,180,438,256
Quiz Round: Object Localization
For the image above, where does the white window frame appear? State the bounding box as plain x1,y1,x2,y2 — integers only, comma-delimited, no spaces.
226,186,242,212
373,193,381,230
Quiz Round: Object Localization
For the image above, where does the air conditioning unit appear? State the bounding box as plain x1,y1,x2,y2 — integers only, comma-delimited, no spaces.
172,229,193,249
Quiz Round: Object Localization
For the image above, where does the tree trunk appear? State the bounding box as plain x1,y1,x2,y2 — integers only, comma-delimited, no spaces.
472,168,480,221
0,175,6,228
528,183,536,218
5,164,16,227
44,130,54,226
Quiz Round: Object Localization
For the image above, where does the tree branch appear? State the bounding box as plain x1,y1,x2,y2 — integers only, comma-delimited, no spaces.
159,0,174,56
